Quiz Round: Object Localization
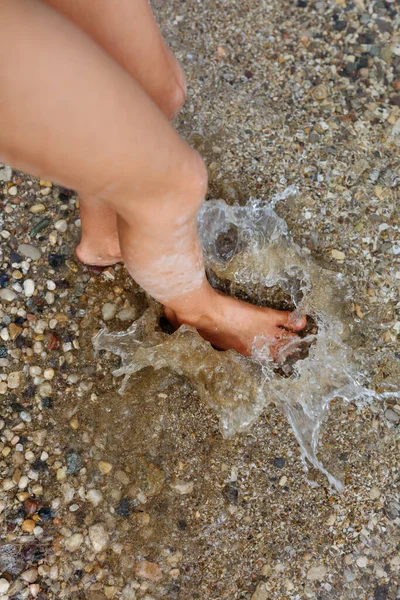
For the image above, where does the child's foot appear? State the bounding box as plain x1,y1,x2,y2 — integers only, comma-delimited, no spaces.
75,238,122,267
164,290,307,359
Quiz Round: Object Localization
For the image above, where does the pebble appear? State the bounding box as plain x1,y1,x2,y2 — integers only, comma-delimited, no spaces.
23,279,35,297
55,219,68,233
0,579,10,595
8,185,18,196
344,569,356,582
170,480,194,495
43,368,55,381
0,288,17,302
251,583,268,600
7,371,22,389
117,307,136,321
64,533,84,552
102,303,118,321
87,489,104,507
384,408,399,423
134,560,162,581
21,568,38,583
306,564,328,581
98,461,113,474
0,165,12,181
330,249,346,261
89,523,109,553
356,556,368,568
30,204,46,214
21,519,36,533
18,244,41,261
369,486,381,500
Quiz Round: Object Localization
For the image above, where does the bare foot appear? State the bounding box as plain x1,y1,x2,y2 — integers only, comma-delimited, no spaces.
164,290,307,360
75,238,122,267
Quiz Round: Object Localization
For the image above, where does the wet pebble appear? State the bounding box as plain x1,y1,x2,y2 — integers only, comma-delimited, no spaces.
23,279,35,298
55,219,68,233
102,303,118,321
18,244,41,261
48,254,65,268
0,288,17,302
89,523,109,553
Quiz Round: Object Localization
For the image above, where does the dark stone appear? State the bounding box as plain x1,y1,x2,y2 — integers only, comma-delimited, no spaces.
375,18,393,34
48,254,65,268
357,56,369,70
20,543,45,563
0,273,9,287
374,585,389,600
10,252,22,264
116,498,133,517
41,397,53,408
334,20,347,31
178,519,187,530
66,450,83,475
0,346,7,358
25,385,36,399
339,452,348,462
31,460,48,473
273,457,286,469
222,482,239,505
389,95,400,107
38,507,54,521
297,0,307,6
244,69,254,79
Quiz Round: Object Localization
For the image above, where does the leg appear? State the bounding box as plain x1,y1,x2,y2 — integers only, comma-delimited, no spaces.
0,0,305,357
45,0,187,266
44,0,186,120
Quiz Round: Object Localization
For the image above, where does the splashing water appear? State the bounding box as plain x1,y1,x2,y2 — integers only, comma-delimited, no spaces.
93,187,370,491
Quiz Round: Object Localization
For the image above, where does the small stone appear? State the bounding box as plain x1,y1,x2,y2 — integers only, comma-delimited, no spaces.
87,489,104,507
116,497,133,517
356,556,368,568
102,303,118,321
98,461,113,474
369,486,380,500
0,273,10,287
312,85,328,101
8,371,23,389
135,560,162,581
21,568,38,583
89,523,109,553
384,408,399,423
222,482,238,504
121,584,137,599
344,569,356,582
251,583,268,600
23,279,35,297
9,323,22,340
64,533,84,552
18,244,41,261
48,254,65,268
306,564,328,581
55,219,68,233
117,307,136,321
0,165,12,181
0,578,10,594
22,519,36,532
32,430,47,446
330,249,346,261
170,480,194,495
8,185,18,196
0,288,17,302
24,498,39,516
69,416,79,430
43,368,55,381
374,584,389,600
273,457,285,468
66,450,83,474
279,476,287,486
30,204,46,214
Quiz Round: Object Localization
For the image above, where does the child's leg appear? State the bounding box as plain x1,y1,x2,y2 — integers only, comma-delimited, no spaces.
44,0,187,266
0,0,305,357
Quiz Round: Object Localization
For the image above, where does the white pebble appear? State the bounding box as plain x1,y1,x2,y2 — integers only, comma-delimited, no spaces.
18,244,41,261
86,489,104,507
55,219,68,233
49,231,58,245
45,291,55,304
0,328,9,342
8,185,18,196
64,533,84,552
43,368,55,381
356,556,368,568
23,279,35,298
0,578,10,594
0,288,17,302
89,523,109,553
0,165,12,181
102,303,118,321
46,280,56,291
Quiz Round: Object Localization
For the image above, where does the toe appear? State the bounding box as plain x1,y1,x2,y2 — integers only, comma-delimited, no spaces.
276,310,307,332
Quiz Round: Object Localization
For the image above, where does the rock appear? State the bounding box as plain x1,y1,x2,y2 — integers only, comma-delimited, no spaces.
23,279,35,297
251,583,268,600
66,450,83,475
87,489,104,507
24,498,39,517
9,323,22,340
98,461,113,474
117,307,136,321
273,457,286,468
0,288,17,302
356,556,367,568
0,165,12,181
116,498,133,517
374,584,389,600
8,185,18,196
7,371,23,389
55,219,68,233
102,303,118,321
30,204,46,213
222,482,238,504
48,254,65,268
22,519,36,533
38,507,53,520
21,568,38,583
89,523,109,553
64,533,84,552
32,430,47,446
384,408,399,423
344,569,356,582
306,564,327,581
0,578,10,594
170,480,194,495
330,249,346,261
135,560,162,581
312,85,328,101
0,273,10,288
122,584,137,599
18,244,41,261
369,486,380,500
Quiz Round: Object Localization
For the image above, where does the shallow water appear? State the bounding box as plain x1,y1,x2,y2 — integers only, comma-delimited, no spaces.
93,188,372,491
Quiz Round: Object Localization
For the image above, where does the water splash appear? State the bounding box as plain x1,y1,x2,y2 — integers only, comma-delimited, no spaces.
93,188,370,491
